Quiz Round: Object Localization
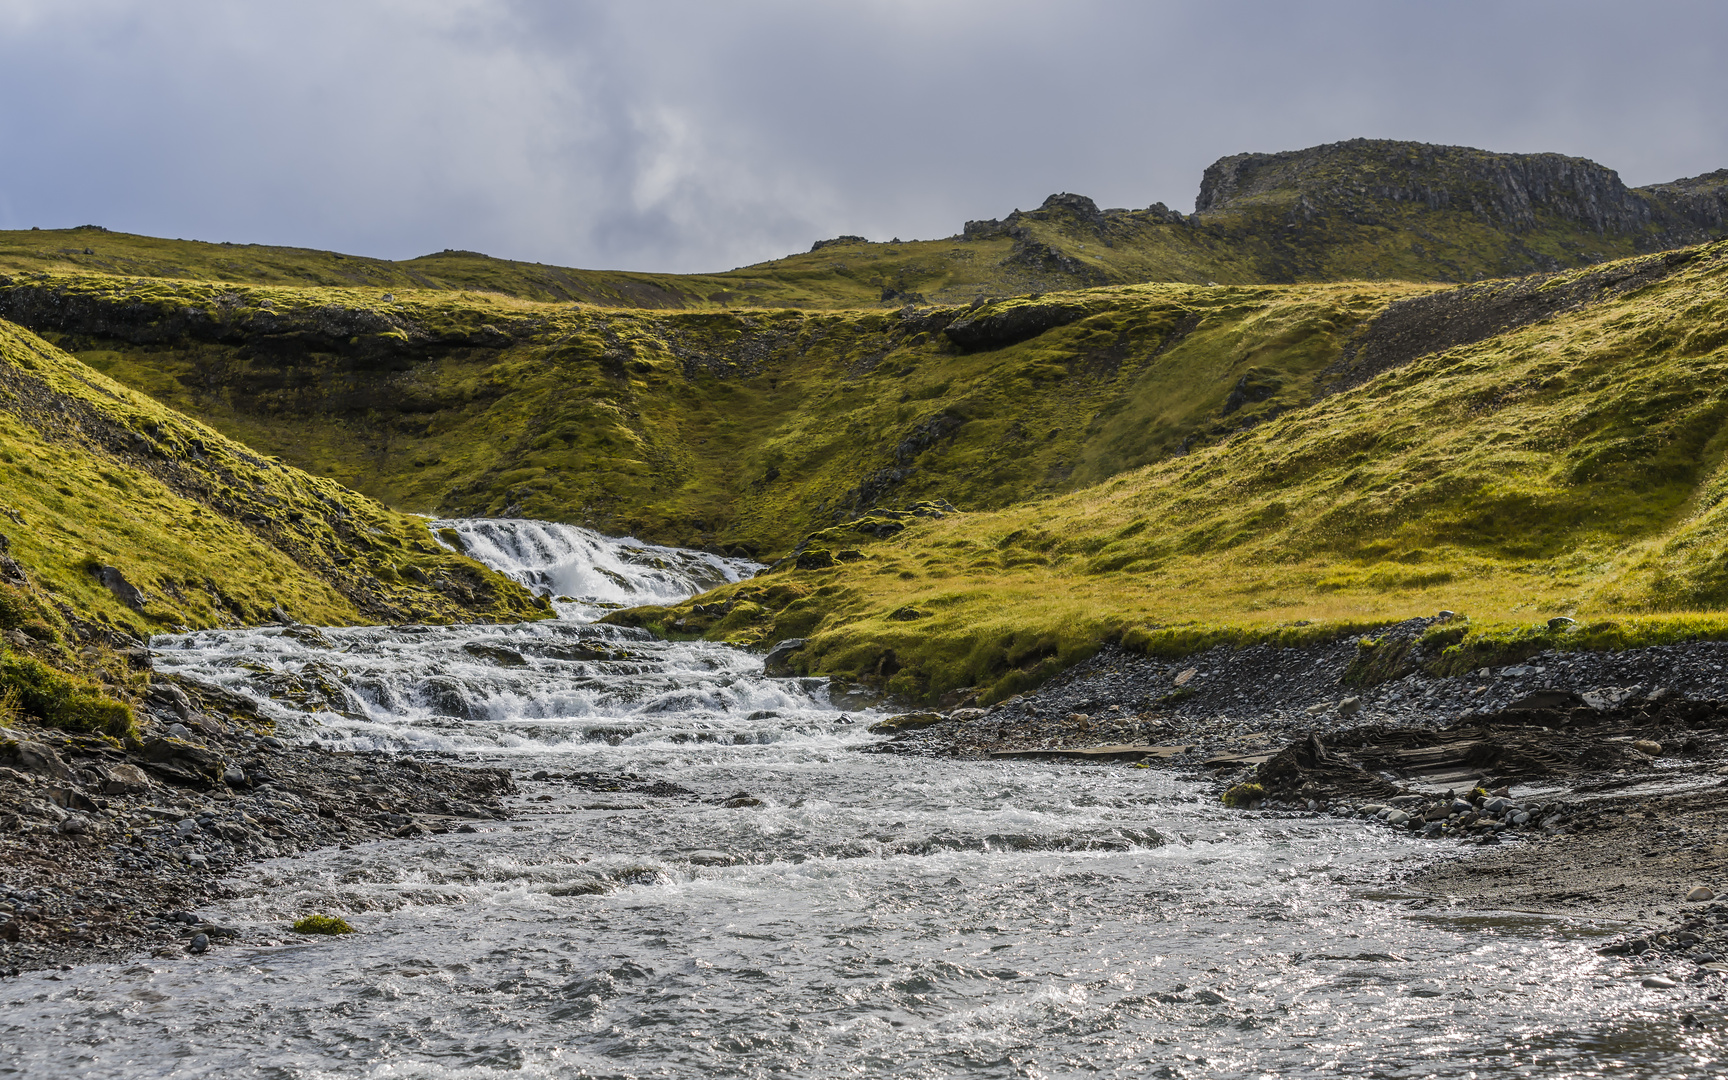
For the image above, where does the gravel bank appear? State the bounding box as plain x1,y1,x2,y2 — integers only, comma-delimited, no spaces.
0,678,516,975
868,624,1728,981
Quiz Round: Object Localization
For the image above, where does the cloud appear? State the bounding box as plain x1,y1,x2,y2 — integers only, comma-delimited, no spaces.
0,0,1723,272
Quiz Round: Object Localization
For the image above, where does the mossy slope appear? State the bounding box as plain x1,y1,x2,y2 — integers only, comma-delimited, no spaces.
0,269,1441,554
611,240,1728,703
0,318,543,640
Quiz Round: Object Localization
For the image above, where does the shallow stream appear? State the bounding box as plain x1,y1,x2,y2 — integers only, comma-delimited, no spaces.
1,521,1720,1078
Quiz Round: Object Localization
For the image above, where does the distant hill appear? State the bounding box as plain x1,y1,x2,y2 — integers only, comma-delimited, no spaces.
2,140,1723,307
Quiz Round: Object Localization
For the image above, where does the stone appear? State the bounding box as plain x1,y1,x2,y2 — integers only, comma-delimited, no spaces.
95,565,146,610
188,933,209,954
1385,810,1410,826
1688,886,1716,902
462,643,528,667
722,796,762,809
222,765,247,786
1632,740,1663,756
1337,696,1363,716
176,818,197,837
1641,975,1679,988
1173,668,1198,686
762,638,807,677
866,712,946,734
56,813,95,835
1548,616,1576,631
1,740,71,780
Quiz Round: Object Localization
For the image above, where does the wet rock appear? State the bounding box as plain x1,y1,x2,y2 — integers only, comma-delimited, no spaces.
762,638,807,677
187,933,208,954
867,712,946,735
462,642,528,667
721,795,762,809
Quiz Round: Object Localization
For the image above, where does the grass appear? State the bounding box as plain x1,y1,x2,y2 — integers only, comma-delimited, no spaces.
605,240,1728,702
0,317,546,641
5,270,1432,554
0,648,133,738
291,914,355,935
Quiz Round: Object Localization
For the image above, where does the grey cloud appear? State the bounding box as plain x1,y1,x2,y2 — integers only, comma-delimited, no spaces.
0,0,1723,273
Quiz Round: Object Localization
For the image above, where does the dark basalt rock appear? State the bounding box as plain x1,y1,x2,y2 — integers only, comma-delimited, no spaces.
944,300,1091,350
810,235,868,252
95,565,146,611
762,638,807,677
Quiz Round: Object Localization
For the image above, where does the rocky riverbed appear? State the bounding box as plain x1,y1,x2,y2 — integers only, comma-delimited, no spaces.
869,624,1728,991
0,673,519,974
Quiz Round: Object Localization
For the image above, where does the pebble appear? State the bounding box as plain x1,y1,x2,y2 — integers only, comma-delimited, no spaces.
1641,975,1679,988
1688,886,1716,902
1633,740,1663,756
188,933,208,954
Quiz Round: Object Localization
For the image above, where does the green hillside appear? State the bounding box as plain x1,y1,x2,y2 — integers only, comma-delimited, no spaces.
2,138,1726,710
608,241,1728,703
0,268,1438,554
0,318,544,644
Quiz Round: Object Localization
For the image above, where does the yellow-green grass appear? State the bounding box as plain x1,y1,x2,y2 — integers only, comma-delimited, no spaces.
8,269,1432,554
0,318,545,640
612,240,1728,702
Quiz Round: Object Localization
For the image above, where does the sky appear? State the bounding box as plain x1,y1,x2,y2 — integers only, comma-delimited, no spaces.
1,0,1725,274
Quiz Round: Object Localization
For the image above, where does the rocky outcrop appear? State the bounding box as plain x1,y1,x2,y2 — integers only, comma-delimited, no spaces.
944,298,1091,349
810,235,868,252
1194,138,1728,250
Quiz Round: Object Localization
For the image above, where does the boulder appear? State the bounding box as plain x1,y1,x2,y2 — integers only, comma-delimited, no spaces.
95,565,146,610
762,638,807,677
866,712,946,735
462,642,529,667
1,739,71,780
101,762,152,795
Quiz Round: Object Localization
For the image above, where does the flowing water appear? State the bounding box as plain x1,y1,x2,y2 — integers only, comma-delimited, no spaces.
1,520,1722,1078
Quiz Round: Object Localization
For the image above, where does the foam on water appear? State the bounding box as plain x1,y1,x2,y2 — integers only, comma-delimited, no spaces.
2,519,1722,1078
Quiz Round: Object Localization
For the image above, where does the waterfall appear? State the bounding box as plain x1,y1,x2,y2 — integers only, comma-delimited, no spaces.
432,517,758,617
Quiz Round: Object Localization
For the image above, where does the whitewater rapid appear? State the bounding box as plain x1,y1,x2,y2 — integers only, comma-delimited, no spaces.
0,519,1717,1079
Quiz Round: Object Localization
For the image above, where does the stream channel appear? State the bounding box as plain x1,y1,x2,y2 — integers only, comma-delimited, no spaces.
1,519,1720,1077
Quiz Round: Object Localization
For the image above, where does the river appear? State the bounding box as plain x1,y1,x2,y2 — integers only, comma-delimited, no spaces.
0,520,1716,1078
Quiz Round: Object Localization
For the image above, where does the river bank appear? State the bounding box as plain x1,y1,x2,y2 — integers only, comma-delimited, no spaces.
871,627,1728,984
9,607,1728,997
0,670,518,974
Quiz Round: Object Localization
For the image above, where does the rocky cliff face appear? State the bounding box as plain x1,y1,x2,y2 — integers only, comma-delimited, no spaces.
1194,138,1728,250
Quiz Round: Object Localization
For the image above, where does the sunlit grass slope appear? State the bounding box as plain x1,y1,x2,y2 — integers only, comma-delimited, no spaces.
2,269,1437,553
610,241,1728,702
0,319,543,641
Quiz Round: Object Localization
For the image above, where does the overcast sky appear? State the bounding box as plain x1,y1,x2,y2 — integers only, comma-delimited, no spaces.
1,0,1724,273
